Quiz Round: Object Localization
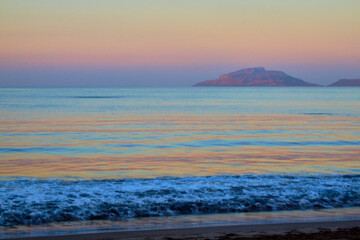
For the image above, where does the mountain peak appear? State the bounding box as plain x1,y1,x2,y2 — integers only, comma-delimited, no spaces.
194,67,319,87
232,67,265,73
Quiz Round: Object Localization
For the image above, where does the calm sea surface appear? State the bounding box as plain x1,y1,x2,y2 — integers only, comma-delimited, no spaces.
0,87,359,236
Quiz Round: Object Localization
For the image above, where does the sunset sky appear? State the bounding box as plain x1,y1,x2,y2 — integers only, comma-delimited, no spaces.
1,0,359,86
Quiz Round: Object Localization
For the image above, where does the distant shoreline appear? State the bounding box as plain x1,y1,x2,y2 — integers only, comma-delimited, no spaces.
193,67,360,87
193,85,360,87
1,86,360,88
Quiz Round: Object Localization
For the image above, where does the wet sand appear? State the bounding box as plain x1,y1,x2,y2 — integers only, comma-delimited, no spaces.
7,220,360,240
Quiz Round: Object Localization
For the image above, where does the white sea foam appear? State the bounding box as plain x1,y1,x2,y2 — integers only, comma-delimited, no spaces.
0,174,359,226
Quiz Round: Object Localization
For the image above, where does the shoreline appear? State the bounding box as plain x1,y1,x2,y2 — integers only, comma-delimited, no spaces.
5,220,360,240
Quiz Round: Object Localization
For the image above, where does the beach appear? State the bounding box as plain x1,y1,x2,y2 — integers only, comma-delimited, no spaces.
6,220,360,240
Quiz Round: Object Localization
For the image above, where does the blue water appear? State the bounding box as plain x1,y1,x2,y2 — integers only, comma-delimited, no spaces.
1,87,359,116
0,87,359,230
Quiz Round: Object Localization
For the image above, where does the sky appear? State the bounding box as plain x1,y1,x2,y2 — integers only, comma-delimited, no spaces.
0,0,359,87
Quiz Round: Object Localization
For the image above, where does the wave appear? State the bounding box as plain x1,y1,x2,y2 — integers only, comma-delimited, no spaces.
0,174,359,226
303,112,334,116
2,140,360,154
71,96,126,99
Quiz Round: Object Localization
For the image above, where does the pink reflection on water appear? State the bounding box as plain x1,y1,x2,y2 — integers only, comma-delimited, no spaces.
0,114,359,178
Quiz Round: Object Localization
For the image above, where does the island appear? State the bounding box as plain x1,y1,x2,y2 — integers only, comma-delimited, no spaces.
193,67,320,87
328,79,360,87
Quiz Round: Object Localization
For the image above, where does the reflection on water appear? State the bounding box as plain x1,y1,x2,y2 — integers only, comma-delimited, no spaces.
0,114,359,178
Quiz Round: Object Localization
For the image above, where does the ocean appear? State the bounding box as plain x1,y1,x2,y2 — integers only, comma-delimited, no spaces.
0,87,359,238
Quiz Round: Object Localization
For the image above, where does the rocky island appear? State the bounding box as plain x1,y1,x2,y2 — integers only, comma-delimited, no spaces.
193,67,319,87
328,79,360,87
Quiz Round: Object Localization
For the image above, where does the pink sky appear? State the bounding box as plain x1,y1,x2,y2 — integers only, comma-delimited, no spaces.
0,0,359,86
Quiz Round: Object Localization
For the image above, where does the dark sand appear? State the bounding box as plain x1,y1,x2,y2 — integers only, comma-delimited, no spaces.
7,220,360,240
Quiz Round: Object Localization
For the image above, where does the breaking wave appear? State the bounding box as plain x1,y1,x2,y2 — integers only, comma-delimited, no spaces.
1,174,359,226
